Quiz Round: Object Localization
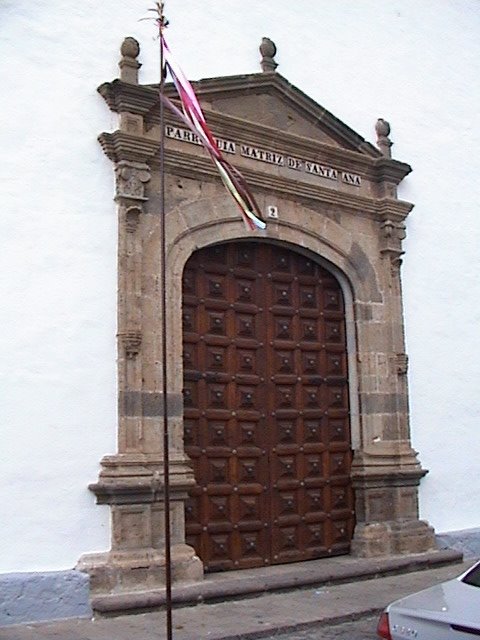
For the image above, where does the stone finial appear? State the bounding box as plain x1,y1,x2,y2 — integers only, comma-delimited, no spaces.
260,37,278,72
375,118,393,158
119,37,141,84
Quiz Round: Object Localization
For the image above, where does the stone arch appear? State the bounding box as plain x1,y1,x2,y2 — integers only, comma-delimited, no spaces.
169,219,362,452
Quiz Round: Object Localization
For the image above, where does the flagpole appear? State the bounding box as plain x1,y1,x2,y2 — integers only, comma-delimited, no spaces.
157,3,173,639
150,8,265,637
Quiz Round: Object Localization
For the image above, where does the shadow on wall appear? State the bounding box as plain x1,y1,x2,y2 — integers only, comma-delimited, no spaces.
0,570,92,627
436,528,480,559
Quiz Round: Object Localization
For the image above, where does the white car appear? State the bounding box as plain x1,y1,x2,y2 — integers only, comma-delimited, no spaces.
377,560,480,639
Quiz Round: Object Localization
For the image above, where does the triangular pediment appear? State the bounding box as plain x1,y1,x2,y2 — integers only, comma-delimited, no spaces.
182,73,381,158
99,67,412,195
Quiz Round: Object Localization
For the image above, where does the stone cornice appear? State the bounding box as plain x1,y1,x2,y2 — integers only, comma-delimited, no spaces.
98,75,382,157
97,79,159,116
175,110,411,185
98,80,411,187
162,149,414,220
370,157,412,184
90,454,195,505
99,130,413,220
351,467,428,487
101,123,411,188
98,130,156,164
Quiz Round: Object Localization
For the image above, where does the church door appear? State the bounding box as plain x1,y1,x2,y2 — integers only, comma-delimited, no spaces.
182,241,354,571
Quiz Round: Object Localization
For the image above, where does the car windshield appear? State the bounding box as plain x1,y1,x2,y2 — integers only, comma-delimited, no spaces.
462,563,480,588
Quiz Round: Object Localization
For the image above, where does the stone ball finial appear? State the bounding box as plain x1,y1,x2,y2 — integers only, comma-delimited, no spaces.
119,37,141,84
121,37,140,59
260,37,278,72
375,118,391,138
375,118,393,158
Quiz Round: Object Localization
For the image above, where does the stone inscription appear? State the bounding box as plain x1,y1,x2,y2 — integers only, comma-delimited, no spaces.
166,125,361,186
165,125,236,154
240,144,284,166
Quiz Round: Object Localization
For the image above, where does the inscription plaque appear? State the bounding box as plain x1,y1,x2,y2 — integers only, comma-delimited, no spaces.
165,125,362,187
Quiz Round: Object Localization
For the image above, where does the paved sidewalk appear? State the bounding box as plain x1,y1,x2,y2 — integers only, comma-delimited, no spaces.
0,558,474,640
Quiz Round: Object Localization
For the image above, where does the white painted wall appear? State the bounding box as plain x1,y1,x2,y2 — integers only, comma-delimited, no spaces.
1,0,478,572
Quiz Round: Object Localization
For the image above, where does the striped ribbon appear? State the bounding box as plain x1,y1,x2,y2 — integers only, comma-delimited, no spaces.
159,32,266,231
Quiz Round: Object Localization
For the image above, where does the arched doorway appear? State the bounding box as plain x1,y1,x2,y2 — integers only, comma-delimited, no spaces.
182,241,354,571
87,46,436,601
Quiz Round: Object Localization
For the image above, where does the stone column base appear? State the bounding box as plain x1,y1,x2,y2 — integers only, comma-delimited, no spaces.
351,519,437,557
350,444,437,557
77,544,203,595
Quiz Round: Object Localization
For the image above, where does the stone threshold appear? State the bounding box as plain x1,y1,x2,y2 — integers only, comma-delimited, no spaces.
92,548,462,616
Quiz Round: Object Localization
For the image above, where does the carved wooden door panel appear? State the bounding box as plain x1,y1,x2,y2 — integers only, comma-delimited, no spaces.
182,242,354,572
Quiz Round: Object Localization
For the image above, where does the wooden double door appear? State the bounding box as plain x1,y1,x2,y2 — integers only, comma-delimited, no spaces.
182,242,354,572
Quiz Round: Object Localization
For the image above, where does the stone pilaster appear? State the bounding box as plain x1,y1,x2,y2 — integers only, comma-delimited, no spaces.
78,38,202,596
115,159,149,454
350,125,436,557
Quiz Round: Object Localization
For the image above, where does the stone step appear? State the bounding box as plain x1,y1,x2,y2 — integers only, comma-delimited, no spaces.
92,548,462,616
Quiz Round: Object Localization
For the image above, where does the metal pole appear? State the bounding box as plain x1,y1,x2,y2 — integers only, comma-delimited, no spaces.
157,3,173,639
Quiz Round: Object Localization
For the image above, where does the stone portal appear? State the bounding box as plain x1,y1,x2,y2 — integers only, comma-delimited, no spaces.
78,36,435,598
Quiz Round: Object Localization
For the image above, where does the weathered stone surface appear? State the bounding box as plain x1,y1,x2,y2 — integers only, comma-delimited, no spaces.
77,544,202,595
118,391,183,417
351,520,436,557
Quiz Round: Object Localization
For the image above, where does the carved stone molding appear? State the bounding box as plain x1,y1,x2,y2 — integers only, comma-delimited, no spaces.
124,206,142,233
118,330,142,359
380,217,406,274
115,160,150,202
395,353,409,376
89,454,196,506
